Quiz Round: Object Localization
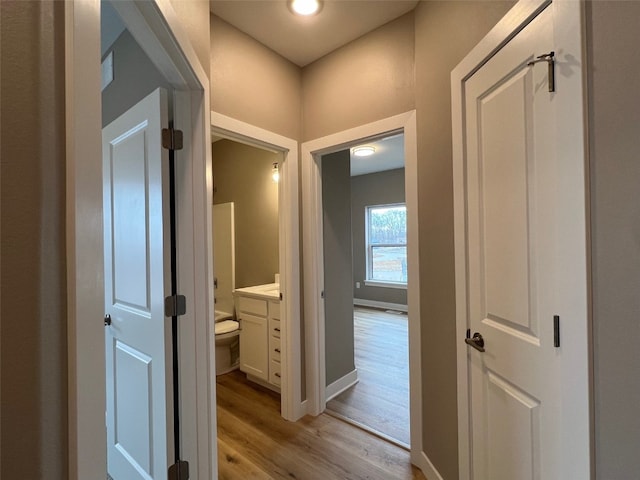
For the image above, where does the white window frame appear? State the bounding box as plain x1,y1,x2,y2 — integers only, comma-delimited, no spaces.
364,202,408,289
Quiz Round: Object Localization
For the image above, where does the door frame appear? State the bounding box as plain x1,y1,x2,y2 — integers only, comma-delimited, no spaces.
301,111,426,469
210,111,303,421
65,1,213,478
451,0,591,478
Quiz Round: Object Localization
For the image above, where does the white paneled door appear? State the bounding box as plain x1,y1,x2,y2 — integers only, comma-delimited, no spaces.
462,5,586,479
103,88,173,480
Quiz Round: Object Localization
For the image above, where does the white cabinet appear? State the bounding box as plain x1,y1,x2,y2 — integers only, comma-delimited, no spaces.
235,289,281,390
268,300,281,386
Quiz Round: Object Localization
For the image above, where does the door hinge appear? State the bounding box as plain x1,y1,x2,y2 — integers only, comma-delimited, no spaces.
162,128,184,151
553,315,560,347
165,294,186,317
168,460,189,480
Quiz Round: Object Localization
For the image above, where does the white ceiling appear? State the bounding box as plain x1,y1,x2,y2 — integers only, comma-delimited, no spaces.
350,133,404,177
209,0,419,66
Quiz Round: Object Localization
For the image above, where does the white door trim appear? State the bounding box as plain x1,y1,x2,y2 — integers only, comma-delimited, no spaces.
210,111,303,421
65,1,213,478
451,1,591,478
301,111,426,468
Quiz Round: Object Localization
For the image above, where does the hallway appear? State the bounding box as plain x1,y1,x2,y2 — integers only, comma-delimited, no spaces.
216,370,425,479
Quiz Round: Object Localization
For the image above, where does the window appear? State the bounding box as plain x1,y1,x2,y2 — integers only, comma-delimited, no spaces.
366,203,407,286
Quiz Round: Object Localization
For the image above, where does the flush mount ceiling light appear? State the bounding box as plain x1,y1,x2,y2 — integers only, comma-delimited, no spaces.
288,0,322,16
352,146,376,157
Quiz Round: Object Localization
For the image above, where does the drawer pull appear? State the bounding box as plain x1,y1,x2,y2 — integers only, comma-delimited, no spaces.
275,373,281,378
275,348,281,353
274,327,280,332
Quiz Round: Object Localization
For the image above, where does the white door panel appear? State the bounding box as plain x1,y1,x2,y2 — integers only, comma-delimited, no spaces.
464,6,560,479
104,88,173,480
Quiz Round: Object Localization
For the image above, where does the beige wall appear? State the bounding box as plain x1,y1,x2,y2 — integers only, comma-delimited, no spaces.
170,0,211,74
210,15,303,140
413,2,514,477
302,13,415,142
587,2,640,478
212,140,280,288
1,1,68,477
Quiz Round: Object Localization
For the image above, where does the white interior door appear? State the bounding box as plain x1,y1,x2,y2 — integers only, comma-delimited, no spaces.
462,6,585,479
213,202,235,315
103,88,173,480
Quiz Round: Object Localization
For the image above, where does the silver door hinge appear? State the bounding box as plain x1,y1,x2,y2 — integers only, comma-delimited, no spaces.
165,294,186,317
162,128,183,151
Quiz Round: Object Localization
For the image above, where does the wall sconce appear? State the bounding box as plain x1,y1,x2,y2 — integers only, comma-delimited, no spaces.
272,163,280,183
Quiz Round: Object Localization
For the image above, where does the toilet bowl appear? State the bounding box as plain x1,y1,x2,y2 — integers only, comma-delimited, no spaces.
214,311,240,375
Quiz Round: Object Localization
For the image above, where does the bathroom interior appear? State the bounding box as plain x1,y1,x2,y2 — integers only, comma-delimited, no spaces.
211,136,284,396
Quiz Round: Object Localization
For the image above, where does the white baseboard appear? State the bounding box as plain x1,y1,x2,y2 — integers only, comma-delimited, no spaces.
415,451,444,480
325,369,358,402
353,298,408,313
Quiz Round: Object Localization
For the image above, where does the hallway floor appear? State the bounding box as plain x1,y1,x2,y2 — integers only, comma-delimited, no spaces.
216,370,425,480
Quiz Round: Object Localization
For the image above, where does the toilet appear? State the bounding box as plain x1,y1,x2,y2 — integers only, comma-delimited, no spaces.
214,311,240,375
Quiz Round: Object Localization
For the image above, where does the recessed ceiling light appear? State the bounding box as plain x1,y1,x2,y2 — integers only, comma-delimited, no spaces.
289,0,322,16
352,146,376,157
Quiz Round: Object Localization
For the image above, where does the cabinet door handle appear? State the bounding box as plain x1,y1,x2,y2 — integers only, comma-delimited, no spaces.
274,327,280,332
275,373,281,378
275,348,281,353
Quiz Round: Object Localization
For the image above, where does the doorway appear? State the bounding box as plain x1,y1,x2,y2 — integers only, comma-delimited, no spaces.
301,111,424,466
68,0,213,477
319,135,410,447
210,112,303,422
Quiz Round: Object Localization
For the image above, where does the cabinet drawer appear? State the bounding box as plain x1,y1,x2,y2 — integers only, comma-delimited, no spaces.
270,319,281,338
238,296,267,316
270,337,281,362
270,360,281,386
269,300,280,320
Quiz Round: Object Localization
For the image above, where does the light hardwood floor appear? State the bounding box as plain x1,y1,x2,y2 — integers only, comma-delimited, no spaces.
216,370,426,480
327,307,410,446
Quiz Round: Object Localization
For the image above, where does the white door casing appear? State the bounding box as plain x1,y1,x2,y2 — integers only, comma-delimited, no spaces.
452,1,590,479
103,88,173,480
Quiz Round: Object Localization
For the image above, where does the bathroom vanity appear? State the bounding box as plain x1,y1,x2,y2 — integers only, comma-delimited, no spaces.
233,283,281,392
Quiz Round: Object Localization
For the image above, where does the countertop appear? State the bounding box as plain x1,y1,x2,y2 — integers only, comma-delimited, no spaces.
233,283,280,301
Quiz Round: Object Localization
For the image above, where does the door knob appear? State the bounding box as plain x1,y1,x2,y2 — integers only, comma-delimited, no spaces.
465,329,485,352
104,314,112,326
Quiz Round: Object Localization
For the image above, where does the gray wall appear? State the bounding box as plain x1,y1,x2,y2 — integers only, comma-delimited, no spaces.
587,2,640,478
210,15,302,141
102,29,172,127
414,3,514,477
1,2,68,477
322,151,355,386
351,168,407,306
212,140,280,288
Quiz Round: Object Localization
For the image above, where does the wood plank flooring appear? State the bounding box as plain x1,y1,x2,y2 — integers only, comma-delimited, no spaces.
216,370,426,480
326,307,410,446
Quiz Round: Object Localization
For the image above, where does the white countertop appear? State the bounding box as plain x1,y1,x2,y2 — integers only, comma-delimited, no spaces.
233,283,280,300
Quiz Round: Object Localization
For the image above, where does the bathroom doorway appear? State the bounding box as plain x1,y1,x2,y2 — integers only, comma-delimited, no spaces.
320,133,410,447
210,113,303,423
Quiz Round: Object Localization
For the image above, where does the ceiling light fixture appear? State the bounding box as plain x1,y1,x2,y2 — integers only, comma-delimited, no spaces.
272,163,280,183
352,146,376,157
288,0,322,16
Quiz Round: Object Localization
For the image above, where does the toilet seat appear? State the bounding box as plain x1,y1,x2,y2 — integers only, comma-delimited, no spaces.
215,320,239,335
